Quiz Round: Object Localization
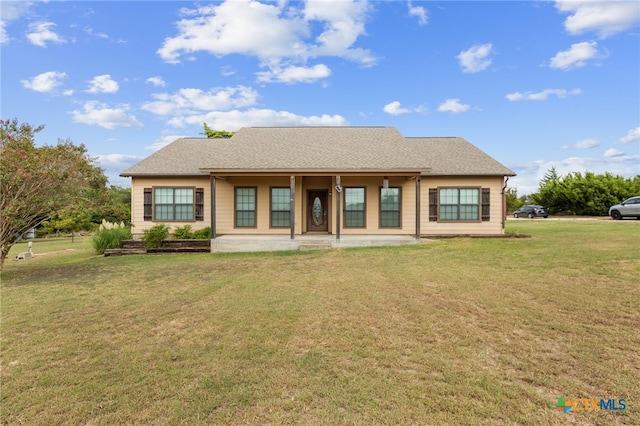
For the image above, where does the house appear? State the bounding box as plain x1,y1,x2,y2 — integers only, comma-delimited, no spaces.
120,127,515,248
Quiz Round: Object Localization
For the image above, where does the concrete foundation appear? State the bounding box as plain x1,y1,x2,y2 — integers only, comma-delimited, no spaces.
211,234,421,253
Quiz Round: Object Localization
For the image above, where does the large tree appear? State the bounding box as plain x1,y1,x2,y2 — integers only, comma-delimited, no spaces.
0,118,107,269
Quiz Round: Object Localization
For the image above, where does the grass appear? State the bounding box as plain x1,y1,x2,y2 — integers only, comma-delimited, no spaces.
1,220,639,425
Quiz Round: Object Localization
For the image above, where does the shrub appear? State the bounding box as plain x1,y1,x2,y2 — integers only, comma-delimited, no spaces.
142,224,170,249
92,220,132,254
193,227,212,239
173,225,193,239
172,225,211,239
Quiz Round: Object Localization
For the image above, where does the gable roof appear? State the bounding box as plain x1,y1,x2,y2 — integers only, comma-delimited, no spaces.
120,126,515,177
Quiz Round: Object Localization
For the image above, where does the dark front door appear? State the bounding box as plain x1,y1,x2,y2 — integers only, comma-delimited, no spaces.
307,190,328,232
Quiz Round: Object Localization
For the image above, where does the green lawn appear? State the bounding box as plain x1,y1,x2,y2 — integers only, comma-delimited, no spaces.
1,220,638,425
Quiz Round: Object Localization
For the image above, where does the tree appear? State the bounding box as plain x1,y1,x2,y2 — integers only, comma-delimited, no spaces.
0,118,107,270
96,185,131,225
202,122,235,139
532,167,640,215
505,187,522,213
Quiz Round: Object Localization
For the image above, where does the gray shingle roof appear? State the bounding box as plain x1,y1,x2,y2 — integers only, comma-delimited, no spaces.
120,127,515,177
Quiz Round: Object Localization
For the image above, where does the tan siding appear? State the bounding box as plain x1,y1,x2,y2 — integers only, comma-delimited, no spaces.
130,176,211,238
336,176,415,235
132,174,508,238
420,176,506,236
216,176,299,235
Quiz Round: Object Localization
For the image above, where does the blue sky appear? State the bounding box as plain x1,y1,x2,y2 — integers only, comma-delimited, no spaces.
2,0,639,194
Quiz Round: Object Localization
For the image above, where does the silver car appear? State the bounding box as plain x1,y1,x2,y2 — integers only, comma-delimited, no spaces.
609,196,640,220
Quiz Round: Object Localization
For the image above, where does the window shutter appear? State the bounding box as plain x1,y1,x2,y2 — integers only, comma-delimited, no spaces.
195,188,204,221
481,188,490,221
143,188,152,221
429,188,437,222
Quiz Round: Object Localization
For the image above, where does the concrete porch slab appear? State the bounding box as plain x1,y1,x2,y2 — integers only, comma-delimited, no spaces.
211,234,420,253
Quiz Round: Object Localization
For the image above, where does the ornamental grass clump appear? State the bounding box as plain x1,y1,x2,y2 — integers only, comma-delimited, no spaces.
92,220,131,254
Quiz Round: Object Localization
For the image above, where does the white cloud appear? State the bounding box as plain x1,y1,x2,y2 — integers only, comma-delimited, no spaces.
506,88,582,101
564,138,599,149
604,148,624,158
408,1,428,26
166,108,348,130
256,63,331,83
146,76,166,87
383,101,410,116
141,86,259,116
438,98,470,114
95,153,143,166
304,0,374,63
0,21,8,44
86,74,119,93
26,21,66,47
157,1,305,63
1,1,36,21
549,41,603,70
620,127,640,144
21,71,67,92
221,66,236,77
157,0,375,81
145,134,190,151
1,1,37,43
70,101,143,129
456,43,493,73
555,0,640,38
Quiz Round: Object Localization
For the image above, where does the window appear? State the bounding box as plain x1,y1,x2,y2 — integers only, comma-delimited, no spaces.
439,188,480,221
153,187,194,221
143,187,204,222
344,187,365,227
235,187,256,227
380,187,401,227
271,187,291,227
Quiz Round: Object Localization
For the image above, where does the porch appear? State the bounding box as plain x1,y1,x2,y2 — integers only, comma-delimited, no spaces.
211,234,421,253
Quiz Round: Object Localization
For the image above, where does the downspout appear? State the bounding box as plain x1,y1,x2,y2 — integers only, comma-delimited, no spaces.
502,176,509,229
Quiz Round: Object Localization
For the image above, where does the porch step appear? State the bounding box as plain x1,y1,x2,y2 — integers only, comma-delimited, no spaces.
299,241,332,251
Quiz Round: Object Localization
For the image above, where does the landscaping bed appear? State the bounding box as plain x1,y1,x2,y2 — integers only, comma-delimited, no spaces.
103,239,210,256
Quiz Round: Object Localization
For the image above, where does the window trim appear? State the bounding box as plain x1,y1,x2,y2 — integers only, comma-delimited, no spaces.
270,186,291,228
343,186,366,228
234,186,257,228
379,186,402,228
436,186,482,223
152,186,196,222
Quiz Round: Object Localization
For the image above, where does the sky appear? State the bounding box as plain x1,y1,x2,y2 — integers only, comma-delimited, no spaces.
1,0,639,195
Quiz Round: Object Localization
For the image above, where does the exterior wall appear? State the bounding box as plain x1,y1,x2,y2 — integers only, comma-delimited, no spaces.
420,176,506,236
215,176,303,235
330,175,416,236
131,174,508,238
215,175,418,236
130,176,212,238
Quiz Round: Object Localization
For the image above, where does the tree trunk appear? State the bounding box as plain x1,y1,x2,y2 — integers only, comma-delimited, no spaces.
0,242,12,272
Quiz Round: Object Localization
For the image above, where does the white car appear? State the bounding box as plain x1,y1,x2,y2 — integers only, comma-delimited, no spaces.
609,196,640,220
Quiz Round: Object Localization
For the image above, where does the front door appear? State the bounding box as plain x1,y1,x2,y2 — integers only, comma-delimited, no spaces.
307,190,328,232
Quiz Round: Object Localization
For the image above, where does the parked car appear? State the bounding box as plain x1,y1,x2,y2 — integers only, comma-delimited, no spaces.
513,205,549,218
609,196,640,220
